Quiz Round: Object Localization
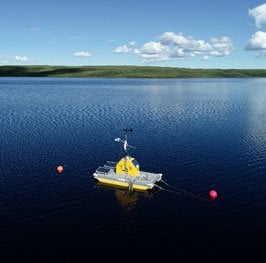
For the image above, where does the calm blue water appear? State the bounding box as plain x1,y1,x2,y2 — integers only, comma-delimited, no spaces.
0,77,266,261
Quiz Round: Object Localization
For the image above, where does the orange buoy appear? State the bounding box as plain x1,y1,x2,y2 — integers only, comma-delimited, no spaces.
209,190,218,200
57,165,64,173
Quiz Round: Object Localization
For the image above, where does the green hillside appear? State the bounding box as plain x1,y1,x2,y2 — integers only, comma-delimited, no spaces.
1,65,266,78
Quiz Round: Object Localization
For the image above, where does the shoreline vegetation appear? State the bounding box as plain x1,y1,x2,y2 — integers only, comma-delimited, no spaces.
1,65,266,78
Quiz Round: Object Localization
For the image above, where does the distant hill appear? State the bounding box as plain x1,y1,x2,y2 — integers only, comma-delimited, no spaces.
1,65,266,78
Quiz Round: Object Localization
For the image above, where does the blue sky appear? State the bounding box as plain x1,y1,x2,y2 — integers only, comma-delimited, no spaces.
1,0,266,68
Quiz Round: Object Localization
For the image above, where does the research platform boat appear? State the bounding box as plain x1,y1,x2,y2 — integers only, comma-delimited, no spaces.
93,129,162,191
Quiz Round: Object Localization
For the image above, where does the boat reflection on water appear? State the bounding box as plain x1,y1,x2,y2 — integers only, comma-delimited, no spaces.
115,189,138,210
94,181,154,210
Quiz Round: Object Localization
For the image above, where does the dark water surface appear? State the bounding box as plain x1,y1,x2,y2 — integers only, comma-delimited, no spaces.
0,78,266,261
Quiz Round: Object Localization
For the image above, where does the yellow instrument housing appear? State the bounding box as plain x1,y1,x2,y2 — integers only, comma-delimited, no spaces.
115,156,140,176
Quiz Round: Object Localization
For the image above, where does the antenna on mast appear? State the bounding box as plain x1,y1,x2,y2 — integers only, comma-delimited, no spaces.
115,128,134,155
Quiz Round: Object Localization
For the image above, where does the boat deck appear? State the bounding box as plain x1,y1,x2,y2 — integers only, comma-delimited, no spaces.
93,161,162,191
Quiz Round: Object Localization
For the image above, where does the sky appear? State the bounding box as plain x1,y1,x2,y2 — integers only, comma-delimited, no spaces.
1,0,266,68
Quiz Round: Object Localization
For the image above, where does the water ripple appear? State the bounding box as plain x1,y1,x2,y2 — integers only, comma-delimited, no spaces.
0,78,266,260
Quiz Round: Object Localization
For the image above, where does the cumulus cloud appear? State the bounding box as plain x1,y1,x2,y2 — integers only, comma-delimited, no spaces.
15,55,30,63
139,41,169,62
160,32,191,46
249,3,266,28
113,41,137,53
1,55,32,64
73,51,92,57
210,37,233,56
114,32,234,63
140,41,167,57
245,31,266,51
114,45,132,53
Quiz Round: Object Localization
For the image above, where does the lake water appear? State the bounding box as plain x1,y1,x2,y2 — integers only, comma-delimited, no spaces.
0,77,266,261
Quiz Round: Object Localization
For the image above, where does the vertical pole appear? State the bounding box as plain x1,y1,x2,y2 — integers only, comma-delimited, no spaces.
124,134,128,174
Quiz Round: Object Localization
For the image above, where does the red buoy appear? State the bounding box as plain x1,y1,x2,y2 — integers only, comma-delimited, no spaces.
209,190,218,200
57,165,64,173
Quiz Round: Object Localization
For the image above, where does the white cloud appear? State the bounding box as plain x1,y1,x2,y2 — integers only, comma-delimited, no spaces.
114,32,234,63
129,41,136,46
245,31,266,51
203,55,209,60
114,45,132,53
209,51,224,57
160,32,191,46
73,51,92,57
211,37,232,49
140,41,166,54
210,37,234,56
193,40,213,52
159,32,213,54
140,44,169,63
249,3,266,28
113,41,137,53
15,55,30,63
1,55,32,64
